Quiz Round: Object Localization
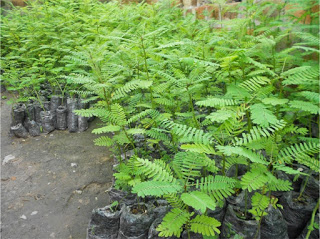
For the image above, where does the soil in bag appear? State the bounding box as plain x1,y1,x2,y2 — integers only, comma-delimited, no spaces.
11,123,28,138
67,98,78,132
260,205,288,239
221,204,260,239
87,204,123,239
40,111,55,134
118,203,155,239
279,191,317,238
56,106,67,130
11,103,26,126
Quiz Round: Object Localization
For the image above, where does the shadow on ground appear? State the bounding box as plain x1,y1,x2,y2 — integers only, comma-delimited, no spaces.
1,92,113,239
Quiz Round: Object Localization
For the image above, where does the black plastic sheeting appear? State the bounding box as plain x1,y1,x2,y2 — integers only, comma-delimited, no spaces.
221,205,260,239
67,98,78,133
297,213,319,239
24,120,41,137
56,106,67,130
260,205,288,239
10,123,28,138
11,103,25,126
87,204,123,239
279,191,317,238
118,203,154,239
108,188,137,206
40,111,55,134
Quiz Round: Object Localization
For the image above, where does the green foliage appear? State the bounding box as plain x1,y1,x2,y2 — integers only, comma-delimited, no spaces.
190,215,221,236
181,191,216,214
157,208,191,237
3,0,319,237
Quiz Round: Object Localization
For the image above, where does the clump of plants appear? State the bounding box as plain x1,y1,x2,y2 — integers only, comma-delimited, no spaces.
2,0,319,238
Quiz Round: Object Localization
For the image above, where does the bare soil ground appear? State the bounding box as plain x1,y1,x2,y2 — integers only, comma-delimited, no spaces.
1,92,113,239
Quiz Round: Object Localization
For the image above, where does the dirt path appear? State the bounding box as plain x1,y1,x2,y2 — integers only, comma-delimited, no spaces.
1,93,114,239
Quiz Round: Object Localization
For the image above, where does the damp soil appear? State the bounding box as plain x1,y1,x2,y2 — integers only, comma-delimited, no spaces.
1,92,114,239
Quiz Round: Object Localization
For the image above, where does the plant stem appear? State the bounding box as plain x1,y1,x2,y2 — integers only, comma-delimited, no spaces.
140,36,154,108
298,172,311,200
122,126,137,154
222,154,226,176
306,199,320,239
245,189,248,218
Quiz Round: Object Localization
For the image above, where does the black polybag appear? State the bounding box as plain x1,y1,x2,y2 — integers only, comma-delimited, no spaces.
181,231,203,239
11,103,26,126
118,203,155,239
26,104,35,121
87,204,124,239
260,205,288,239
108,188,137,206
56,106,67,130
50,95,62,112
221,204,260,239
34,103,42,124
207,199,227,223
227,190,254,209
67,98,78,132
43,101,50,111
24,119,41,137
279,191,317,238
40,111,55,134
297,213,319,239
150,200,170,219
300,175,319,201
78,116,89,132
11,123,28,138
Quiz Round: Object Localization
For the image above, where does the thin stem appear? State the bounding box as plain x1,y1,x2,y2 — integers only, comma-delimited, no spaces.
244,189,248,218
122,126,137,154
298,173,311,200
306,199,320,239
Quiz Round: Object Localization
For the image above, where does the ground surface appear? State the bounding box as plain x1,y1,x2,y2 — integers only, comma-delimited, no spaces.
1,92,113,239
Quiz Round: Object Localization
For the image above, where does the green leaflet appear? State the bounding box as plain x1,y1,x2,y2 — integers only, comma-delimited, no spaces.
92,125,120,134
132,181,183,197
190,215,221,236
217,145,267,165
262,97,289,105
157,208,192,237
181,191,216,213
250,103,279,127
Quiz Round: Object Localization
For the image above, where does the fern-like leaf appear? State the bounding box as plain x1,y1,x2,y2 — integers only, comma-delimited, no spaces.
217,146,267,165
196,175,238,202
132,181,183,197
250,103,278,127
180,143,216,155
181,191,216,214
190,215,221,236
134,157,175,182
277,142,320,164
157,208,191,238
196,98,239,108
